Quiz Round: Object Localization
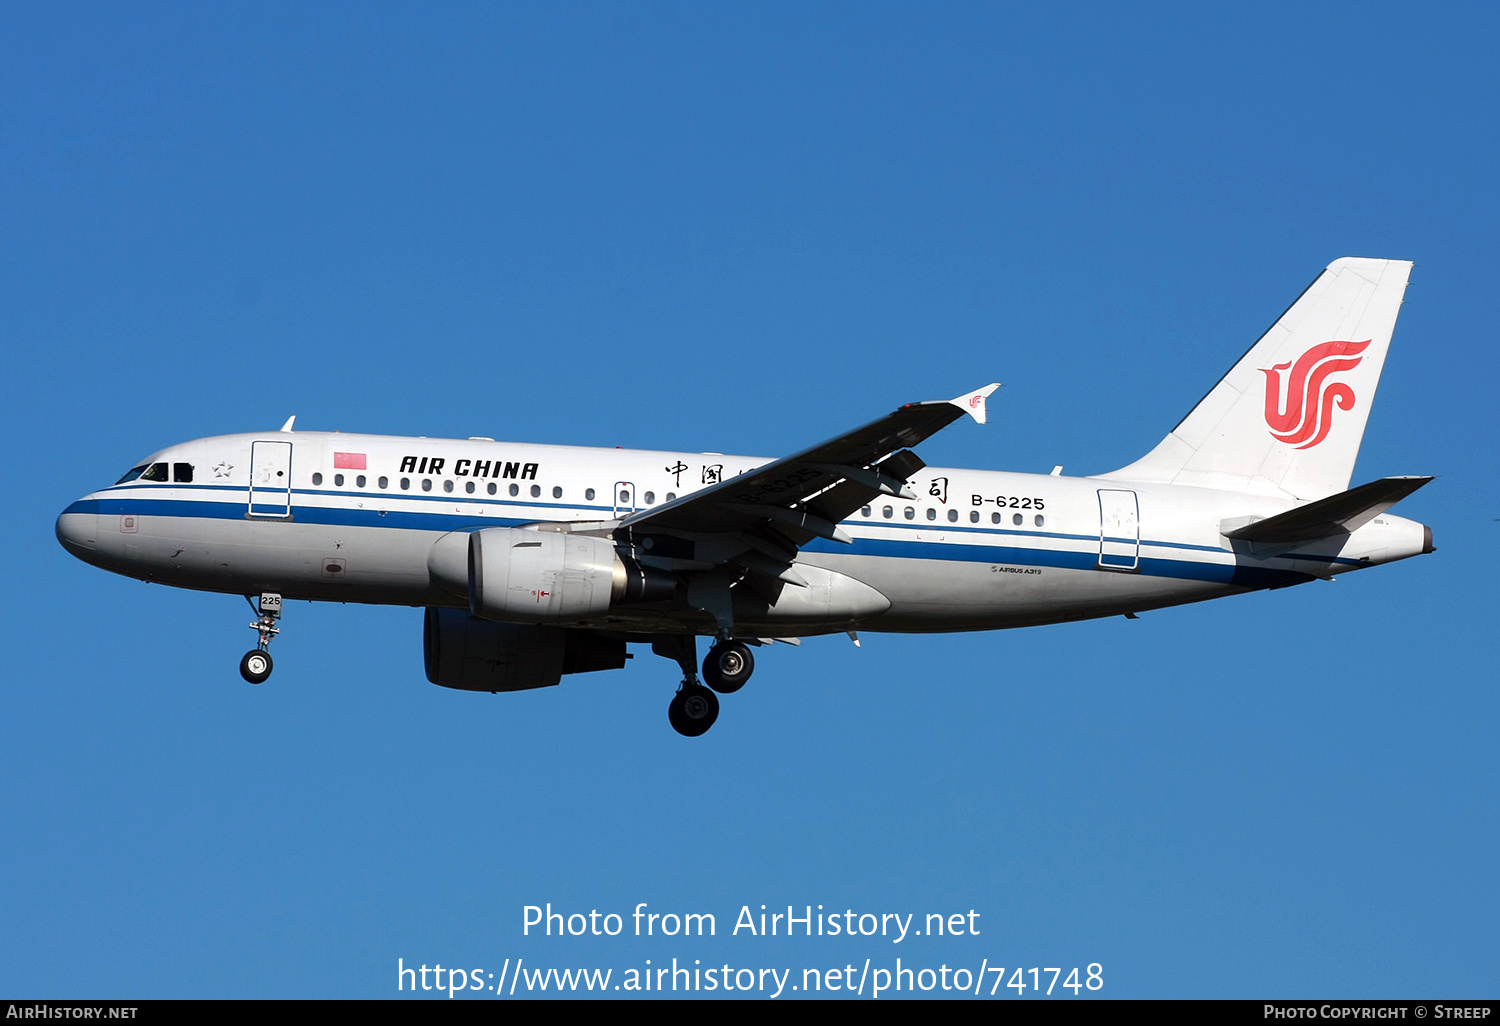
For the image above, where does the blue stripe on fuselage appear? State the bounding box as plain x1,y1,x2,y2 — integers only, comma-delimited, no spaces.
796,536,1309,589
62,494,1319,590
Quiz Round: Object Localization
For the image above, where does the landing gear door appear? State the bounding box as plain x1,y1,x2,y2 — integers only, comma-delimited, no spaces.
613,481,637,518
249,441,294,519
1097,489,1139,571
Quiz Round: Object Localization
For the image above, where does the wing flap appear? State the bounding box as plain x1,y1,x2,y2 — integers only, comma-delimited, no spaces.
804,449,928,527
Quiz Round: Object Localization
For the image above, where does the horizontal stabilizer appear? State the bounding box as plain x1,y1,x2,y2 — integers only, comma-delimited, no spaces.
1223,476,1432,543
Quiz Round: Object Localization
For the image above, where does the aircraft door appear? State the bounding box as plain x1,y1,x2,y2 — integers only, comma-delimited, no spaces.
249,440,294,518
613,481,637,518
1097,489,1139,571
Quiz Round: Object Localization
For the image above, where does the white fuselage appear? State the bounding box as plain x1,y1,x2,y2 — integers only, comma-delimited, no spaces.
55,430,1430,637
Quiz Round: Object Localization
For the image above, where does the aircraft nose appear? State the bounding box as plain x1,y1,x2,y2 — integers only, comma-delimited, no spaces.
56,501,99,561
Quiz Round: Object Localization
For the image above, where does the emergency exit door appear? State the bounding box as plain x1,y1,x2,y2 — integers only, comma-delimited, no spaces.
613,481,637,518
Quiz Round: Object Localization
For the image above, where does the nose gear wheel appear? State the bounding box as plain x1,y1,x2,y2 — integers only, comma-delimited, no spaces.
239,649,273,684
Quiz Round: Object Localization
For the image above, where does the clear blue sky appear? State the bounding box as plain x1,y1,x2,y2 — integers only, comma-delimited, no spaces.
2,2,1494,999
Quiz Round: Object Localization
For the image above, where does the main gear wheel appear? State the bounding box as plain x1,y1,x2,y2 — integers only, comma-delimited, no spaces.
668,683,720,737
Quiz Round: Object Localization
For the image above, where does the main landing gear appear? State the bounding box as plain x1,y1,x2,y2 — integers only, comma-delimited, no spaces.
240,592,282,684
703,640,754,694
653,635,757,736
668,685,718,738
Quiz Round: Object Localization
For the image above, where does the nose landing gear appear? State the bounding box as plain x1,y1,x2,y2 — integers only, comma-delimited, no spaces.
240,592,282,684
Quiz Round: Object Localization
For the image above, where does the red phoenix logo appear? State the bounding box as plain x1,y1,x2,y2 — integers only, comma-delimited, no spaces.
1260,339,1370,449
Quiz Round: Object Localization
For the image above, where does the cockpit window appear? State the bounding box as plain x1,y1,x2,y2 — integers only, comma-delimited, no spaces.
115,465,148,484
173,463,193,483
140,463,169,482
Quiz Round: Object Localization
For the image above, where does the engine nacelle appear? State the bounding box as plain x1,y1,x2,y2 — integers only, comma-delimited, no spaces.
423,607,627,692
469,528,619,621
427,528,677,623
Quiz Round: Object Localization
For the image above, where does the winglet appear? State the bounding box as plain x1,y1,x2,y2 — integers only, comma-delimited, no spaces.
279,415,296,433
950,383,1000,424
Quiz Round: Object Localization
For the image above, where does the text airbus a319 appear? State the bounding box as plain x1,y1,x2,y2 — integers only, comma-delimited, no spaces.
57,258,1433,735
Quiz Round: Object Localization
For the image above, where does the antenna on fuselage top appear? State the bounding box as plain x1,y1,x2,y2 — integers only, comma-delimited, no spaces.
279,415,296,433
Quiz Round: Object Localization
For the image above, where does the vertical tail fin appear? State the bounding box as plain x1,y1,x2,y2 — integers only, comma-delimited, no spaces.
1101,257,1413,499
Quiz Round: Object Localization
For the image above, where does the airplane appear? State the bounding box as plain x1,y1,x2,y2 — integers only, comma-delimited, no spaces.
56,257,1433,736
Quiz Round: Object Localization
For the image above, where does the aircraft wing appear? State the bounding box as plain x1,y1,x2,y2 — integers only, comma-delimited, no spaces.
618,384,998,549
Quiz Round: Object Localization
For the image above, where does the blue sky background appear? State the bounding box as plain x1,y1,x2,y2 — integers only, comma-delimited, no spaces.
2,2,1495,999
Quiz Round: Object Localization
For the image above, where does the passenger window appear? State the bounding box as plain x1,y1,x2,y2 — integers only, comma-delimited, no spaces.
422,479,433,492
585,488,596,501
400,478,410,490
1034,514,1045,527
335,473,344,487
882,506,893,519
115,465,148,484
1013,513,1023,526
991,512,1001,524
173,463,193,483
926,508,936,521
509,484,519,497
141,463,169,482
553,486,563,499
312,472,323,486
378,476,388,489
948,508,958,523
530,484,541,498
356,475,366,488
666,492,675,502
644,491,654,504
487,483,496,495
465,481,475,494
970,510,979,523
862,506,871,517
904,507,915,520
443,480,454,493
